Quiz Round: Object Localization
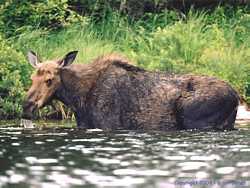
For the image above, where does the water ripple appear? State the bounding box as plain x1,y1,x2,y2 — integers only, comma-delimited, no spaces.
0,123,249,187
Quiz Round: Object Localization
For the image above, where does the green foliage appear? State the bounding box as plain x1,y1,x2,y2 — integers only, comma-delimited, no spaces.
0,35,31,119
0,0,82,37
14,24,115,63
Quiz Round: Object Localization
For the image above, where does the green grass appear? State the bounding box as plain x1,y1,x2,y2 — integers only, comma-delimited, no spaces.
14,24,116,63
1,7,249,119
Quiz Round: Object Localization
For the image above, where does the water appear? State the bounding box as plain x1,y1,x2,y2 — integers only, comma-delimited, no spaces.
20,119,35,129
0,122,250,188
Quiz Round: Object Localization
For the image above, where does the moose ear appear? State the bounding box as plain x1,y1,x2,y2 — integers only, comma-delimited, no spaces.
58,51,78,67
27,51,40,68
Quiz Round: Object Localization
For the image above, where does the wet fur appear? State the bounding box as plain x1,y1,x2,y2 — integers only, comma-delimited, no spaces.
55,54,239,130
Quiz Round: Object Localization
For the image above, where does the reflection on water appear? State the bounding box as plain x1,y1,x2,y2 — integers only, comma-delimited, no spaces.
0,122,250,188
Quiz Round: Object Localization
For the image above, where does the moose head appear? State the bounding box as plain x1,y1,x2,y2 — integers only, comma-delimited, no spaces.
22,51,78,119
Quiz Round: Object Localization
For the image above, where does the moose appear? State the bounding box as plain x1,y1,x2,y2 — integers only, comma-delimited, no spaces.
22,51,239,130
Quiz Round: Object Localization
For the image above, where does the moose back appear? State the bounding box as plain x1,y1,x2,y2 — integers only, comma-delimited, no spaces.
22,51,239,130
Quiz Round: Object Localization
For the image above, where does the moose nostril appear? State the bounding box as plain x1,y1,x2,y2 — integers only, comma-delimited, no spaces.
22,100,38,119
30,104,37,113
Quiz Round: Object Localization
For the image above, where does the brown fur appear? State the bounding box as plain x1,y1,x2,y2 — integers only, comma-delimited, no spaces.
23,52,239,131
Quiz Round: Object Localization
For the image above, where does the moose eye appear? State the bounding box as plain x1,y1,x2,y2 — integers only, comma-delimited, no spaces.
45,79,52,87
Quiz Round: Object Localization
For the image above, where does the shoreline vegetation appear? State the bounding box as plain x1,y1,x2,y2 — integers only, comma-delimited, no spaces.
0,1,249,120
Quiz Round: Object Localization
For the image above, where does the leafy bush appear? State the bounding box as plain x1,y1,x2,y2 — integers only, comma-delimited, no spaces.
0,0,82,37
68,0,250,18
0,35,31,119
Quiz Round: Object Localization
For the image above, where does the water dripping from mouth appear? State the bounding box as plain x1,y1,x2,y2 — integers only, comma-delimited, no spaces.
20,119,35,129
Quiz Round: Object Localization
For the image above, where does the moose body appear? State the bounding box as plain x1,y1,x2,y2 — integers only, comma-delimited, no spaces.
23,51,239,130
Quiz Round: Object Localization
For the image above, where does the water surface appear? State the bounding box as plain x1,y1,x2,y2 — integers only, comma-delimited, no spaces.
0,121,250,188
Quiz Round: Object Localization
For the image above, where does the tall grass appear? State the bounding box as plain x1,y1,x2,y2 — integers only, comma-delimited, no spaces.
12,8,250,105
14,25,115,63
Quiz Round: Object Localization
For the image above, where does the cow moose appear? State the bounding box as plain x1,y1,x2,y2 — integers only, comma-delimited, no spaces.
22,51,239,131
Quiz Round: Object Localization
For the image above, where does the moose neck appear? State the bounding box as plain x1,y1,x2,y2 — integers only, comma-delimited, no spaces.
55,83,93,128
55,64,100,112
54,56,122,114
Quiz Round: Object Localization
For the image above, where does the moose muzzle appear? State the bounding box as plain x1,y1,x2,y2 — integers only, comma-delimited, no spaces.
22,99,38,119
